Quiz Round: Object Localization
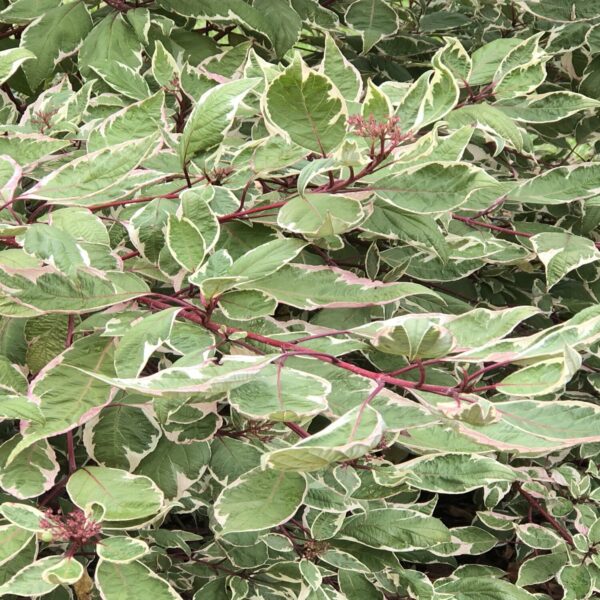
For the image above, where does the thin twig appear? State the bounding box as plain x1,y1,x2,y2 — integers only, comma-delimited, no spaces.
515,484,574,546
65,315,77,474
452,214,533,238
284,421,310,438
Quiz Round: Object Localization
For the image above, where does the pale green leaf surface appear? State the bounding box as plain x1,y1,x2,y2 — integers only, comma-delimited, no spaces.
67,466,164,522
265,57,347,154
214,467,307,533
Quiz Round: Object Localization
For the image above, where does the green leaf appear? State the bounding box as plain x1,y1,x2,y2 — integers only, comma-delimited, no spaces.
0,0,62,24
345,0,398,53
0,436,58,499
210,437,262,485
515,524,564,550
0,133,69,167
193,238,306,297
214,467,307,533
322,33,363,102
495,91,600,123
78,12,142,75
228,365,329,421
20,137,159,205
532,231,600,288
446,104,525,153
87,92,165,152
497,348,582,397
361,201,449,261
91,61,150,101
263,405,384,471
97,536,150,564
151,41,179,89
437,576,537,599
396,55,459,131
493,33,546,99
83,404,161,471
374,162,488,214
0,524,34,567
338,571,383,599
420,11,470,32
114,308,180,378
252,0,303,58
179,187,220,252
95,559,183,600
362,79,392,121
265,56,347,154
156,0,300,57
97,355,276,396
165,215,206,272
179,78,259,165
242,263,437,309
67,466,164,522
278,193,366,237
42,558,83,585
0,47,34,85
444,306,539,350
522,0,600,21
377,454,516,493
0,556,63,597
4,335,118,463
0,503,46,532
509,163,600,205
135,437,210,500
50,207,109,246
218,289,277,320
352,314,455,359
469,38,522,85
21,2,92,89
23,224,88,276
0,155,21,206
0,269,149,315
340,508,451,551
517,551,570,587
300,558,322,591
558,564,593,600
436,37,471,81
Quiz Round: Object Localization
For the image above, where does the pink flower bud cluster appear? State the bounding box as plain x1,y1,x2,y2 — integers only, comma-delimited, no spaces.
347,115,403,142
40,508,102,547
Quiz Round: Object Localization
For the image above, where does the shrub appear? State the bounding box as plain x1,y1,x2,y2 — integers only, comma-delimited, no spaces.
1,1,600,599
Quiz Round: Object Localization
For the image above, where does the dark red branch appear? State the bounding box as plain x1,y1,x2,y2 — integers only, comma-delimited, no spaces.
452,214,532,238
137,296,461,399
65,315,77,474
515,484,574,546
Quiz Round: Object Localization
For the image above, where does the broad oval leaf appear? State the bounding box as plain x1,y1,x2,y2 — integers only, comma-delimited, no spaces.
340,508,451,551
67,466,164,522
265,56,347,154
214,467,307,533
263,405,385,471
95,559,183,600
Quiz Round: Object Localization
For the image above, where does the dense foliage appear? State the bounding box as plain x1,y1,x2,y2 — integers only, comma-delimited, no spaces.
1,0,600,598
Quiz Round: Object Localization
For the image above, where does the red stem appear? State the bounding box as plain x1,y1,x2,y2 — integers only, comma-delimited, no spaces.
454,213,600,249
65,315,77,474
350,380,385,439
137,296,459,398
237,177,255,212
284,421,310,438
66,431,77,474
291,329,351,344
516,484,574,546
452,214,532,238
387,357,446,376
218,201,287,223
